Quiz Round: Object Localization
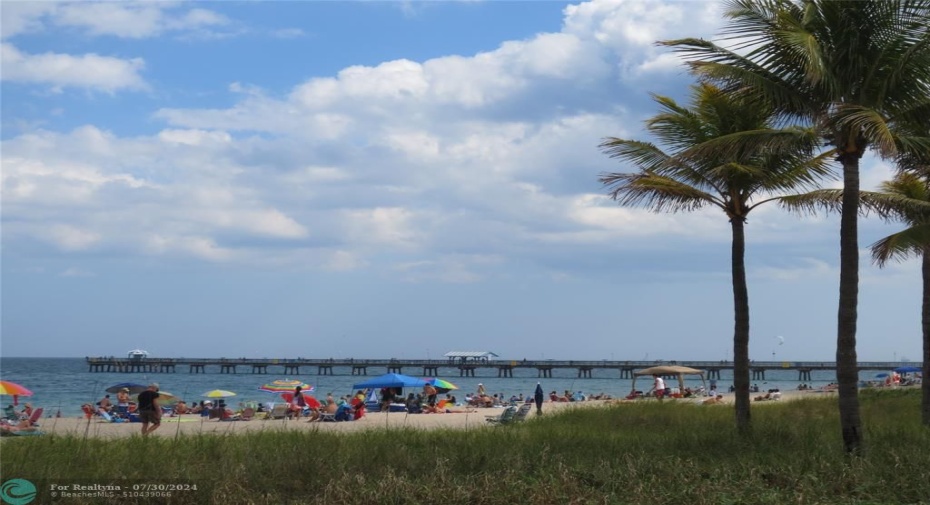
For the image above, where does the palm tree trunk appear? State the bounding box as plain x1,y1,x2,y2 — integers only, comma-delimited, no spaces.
731,218,751,432
837,155,863,454
922,248,930,426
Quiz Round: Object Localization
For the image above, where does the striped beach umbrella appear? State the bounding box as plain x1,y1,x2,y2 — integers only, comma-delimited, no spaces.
258,379,313,394
0,381,33,406
424,378,459,390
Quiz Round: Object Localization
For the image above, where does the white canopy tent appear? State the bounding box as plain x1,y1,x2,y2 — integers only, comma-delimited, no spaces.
631,365,706,392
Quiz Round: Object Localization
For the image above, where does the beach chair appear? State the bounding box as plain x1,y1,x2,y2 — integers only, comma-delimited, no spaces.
485,406,516,425
512,404,533,423
268,404,289,420
23,408,43,427
114,405,130,420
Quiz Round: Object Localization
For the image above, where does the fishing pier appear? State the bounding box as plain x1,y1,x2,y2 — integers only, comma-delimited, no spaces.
84,357,917,381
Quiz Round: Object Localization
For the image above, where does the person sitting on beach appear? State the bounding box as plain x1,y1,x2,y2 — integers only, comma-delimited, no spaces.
174,401,189,415
423,383,438,407
0,418,40,435
20,403,34,420
703,395,725,405
117,388,131,407
3,404,16,420
405,393,421,414
322,400,338,417
97,395,113,412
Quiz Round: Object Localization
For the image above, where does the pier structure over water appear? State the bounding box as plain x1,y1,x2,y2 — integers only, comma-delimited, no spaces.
85,357,918,380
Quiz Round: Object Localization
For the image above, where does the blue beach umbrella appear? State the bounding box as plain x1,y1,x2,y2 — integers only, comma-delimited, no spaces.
894,366,921,374
875,373,889,378
105,383,147,394
351,373,427,390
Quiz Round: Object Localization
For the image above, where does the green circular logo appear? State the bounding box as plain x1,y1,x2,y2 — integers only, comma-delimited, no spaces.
0,479,36,505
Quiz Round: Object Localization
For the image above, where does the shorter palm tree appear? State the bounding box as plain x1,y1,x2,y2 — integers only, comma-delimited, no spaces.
870,170,930,426
599,82,832,432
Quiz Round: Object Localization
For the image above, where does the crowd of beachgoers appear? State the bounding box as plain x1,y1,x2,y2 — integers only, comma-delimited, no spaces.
2,372,921,439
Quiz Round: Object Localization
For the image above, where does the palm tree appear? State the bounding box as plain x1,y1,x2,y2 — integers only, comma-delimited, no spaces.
599,83,832,432
870,168,930,426
661,0,930,454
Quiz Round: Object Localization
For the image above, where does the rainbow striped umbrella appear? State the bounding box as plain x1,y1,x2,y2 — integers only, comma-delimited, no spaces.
424,378,459,390
258,379,313,394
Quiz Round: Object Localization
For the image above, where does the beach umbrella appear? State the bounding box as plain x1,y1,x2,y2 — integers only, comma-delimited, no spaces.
202,389,237,398
258,379,314,394
423,378,459,391
534,383,544,416
894,366,921,374
156,391,180,404
105,382,148,394
875,373,889,378
281,392,321,409
352,373,427,389
0,381,33,406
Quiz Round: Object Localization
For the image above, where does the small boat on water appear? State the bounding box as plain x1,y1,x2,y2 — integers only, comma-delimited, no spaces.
127,349,149,360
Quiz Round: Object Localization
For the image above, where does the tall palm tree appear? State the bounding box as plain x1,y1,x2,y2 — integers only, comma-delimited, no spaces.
870,168,930,426
661,0,930,454
599,83,832,432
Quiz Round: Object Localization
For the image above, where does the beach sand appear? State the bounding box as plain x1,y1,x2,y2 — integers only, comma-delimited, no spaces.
21,389,823,439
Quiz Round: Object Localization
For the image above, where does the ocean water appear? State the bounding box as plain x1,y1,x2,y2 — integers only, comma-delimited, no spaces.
0,357,868,417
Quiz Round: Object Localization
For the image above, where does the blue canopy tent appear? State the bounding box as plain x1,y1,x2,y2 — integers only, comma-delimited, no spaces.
352,373,428,390
352,373,427,413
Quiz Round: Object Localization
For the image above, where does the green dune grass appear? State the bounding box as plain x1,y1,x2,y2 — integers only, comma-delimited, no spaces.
3,389,928,504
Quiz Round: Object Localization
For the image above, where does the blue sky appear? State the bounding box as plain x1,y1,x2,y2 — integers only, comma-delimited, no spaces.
0,0,921,362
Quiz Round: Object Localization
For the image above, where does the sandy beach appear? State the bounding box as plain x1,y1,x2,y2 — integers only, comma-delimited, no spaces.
16,389,826,439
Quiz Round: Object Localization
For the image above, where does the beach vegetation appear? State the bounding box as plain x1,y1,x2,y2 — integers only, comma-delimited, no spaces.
3,392,929,504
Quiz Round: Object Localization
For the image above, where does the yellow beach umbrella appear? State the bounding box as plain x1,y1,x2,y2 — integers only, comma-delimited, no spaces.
202,389,237,398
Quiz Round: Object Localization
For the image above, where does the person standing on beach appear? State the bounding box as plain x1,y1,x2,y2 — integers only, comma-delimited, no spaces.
650,375,666,401
534,383,544,415
290,386,307,418
137,383,161,437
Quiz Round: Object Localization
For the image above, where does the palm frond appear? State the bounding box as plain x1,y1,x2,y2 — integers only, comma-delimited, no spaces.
598,139,672,172
598,171,721,214
778,188,930,220
778,189,843,215
870,223,930,266
831,105,897,156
